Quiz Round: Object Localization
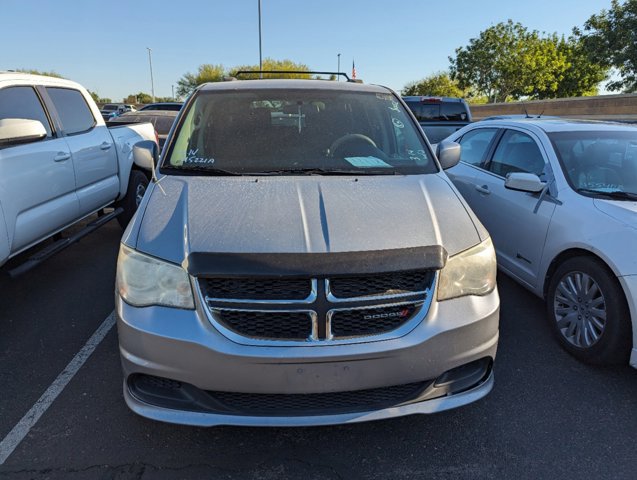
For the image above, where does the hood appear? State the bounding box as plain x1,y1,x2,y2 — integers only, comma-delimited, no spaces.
133,173,481,267
594,198,637,229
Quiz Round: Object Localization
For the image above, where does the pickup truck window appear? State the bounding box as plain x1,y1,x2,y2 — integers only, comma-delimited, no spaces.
164,89,437,176
46,87,96,135
0,86,53,137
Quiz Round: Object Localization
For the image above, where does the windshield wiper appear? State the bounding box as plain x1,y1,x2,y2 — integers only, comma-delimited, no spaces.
161,165,244,176
251,167,398,176
576,188,637,201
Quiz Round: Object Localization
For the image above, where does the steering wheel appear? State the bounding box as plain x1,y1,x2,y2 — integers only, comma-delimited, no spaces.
329,134,377,157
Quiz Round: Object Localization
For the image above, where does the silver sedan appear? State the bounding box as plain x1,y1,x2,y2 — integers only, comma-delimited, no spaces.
445,118,637,367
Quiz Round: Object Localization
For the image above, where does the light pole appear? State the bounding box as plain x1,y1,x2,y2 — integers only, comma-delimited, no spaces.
258,0,263,78
171,84,175,101
337,53,341,81
146,47,155,103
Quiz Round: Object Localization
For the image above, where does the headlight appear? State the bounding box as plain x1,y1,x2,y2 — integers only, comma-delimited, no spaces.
437,237,497,301
116,244,194,309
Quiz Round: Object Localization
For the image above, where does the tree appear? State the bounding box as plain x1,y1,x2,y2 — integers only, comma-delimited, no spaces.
176,64,226,98
449,21,606,102
16,68,64,78
576,0,637,92
553,37,607,98
229,58,311,80
123,92,153,104
176,60,312,98
402,72,465,97
89,91,112,104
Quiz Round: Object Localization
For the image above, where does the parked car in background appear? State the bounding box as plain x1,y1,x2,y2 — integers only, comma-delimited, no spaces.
108,110,178,151
445,118,637,368
115,78,500,427
403,96,472,144
100,103,136,121
0,73,156,274
139,102,183,111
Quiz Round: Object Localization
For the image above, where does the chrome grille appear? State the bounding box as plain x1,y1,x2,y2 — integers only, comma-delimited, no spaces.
213,309,316,341
199,270,436,344
329,303,420,339
199,277,314,302
328,271,433,300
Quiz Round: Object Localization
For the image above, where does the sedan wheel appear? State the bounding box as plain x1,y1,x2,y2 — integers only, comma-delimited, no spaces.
554,271,606,348
547,256,631,365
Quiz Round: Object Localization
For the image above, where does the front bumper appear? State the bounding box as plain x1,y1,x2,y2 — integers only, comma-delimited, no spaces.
116,288,499,426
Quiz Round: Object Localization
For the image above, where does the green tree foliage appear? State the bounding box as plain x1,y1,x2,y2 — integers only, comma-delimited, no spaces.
16,68,64,78
176,59,312,97
89,91,112,104
123,92,153,104
176,64,226,98
449,21,606,102
228,58,311,80
576,0,637,92
553,37,606,97
402,72,465,97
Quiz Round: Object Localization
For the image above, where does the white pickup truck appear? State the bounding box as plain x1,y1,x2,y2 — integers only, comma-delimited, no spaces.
0,72,157,275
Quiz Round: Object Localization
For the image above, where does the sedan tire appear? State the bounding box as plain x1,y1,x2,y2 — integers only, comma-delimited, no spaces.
547,256,631,365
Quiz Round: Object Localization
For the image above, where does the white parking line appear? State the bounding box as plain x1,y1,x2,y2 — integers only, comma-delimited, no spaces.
0,311,116,465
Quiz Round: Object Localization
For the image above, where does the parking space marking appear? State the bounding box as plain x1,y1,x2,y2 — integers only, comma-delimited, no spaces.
0,311,116,465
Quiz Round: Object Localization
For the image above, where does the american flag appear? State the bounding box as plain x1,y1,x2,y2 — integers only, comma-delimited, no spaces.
352,60,356,80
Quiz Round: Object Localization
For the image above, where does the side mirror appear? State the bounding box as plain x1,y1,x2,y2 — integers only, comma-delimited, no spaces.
132,140,158,171
0,119,47,147
436,141,461,170
505,172,545,193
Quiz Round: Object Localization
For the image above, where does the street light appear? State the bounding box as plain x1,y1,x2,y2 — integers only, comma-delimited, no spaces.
146,47,155,103
172,85,175,101
258,0,263,79
337,53,341,81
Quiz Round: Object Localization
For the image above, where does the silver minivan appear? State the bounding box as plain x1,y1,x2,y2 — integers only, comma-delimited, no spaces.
115,79,499,426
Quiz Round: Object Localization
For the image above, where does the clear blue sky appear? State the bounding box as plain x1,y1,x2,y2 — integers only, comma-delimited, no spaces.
1,0,614,101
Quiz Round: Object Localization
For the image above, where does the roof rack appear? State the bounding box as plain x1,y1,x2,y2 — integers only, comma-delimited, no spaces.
233,70,355,82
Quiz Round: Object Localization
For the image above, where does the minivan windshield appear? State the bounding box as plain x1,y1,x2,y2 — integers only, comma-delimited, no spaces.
163,89,437,175
549,130,637,199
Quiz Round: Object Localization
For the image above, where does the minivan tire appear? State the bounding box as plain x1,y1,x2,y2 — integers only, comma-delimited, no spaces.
546,256,631,365
117,169,149,228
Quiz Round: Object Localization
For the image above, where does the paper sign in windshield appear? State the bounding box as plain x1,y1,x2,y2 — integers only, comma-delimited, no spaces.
345,156,392,168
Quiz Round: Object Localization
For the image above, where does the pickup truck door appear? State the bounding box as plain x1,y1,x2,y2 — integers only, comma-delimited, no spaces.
44,87,119,214
0,86,79,253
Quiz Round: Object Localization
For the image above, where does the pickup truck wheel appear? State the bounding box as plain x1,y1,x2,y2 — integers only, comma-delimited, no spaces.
546,257,631,365
117,170,149,228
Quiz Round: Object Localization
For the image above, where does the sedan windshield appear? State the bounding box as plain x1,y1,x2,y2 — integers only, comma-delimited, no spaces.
163,89,437,175
549,130,637,197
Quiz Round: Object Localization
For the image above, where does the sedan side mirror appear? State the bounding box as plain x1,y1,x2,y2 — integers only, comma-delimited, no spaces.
436,141,461,170
132,140,158,171
505,172,545,193
0,119,47,147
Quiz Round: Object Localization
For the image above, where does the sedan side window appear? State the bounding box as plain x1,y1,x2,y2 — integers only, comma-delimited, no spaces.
458,128,498,166
0,86,53,137
489,130,545,177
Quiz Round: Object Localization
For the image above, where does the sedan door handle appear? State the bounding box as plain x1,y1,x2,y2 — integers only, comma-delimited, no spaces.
475,184,491,195
100,142,113,150
53,152,71,162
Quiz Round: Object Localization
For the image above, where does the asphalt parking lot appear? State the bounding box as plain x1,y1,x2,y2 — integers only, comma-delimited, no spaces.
0,217,636,480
